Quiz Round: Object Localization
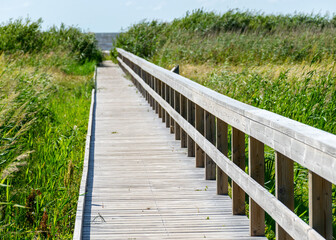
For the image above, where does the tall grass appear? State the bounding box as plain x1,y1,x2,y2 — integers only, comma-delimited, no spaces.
113,9,336,239
0,18,101,239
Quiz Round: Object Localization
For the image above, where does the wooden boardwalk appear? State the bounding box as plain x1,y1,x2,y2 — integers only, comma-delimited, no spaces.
82,62,267,239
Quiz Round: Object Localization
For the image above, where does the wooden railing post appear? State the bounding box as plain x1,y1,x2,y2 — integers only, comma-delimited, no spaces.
165,85,170,128
275,151,294,240
149,75,154,108
205,111,216,180
157,80,162,117
170,88,175,134
154,77,158,112
195,105,204,168
249,136,265,236
309,172,332,239
161,82,165,122
180,95,187,148
117,49,336,240
187,100,195,157
174,91,181,140
216,119,228,195
232,127,245,215
144,72,149,102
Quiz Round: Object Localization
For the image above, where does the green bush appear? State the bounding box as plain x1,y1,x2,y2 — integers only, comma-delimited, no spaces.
0,18,102,63
113,9,336,65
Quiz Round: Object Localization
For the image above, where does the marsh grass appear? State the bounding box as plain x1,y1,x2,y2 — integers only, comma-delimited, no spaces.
0,19,100,239
114,9,336,239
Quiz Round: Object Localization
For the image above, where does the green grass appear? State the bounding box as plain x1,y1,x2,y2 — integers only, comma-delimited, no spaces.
113,9,336,239
0,19,101,239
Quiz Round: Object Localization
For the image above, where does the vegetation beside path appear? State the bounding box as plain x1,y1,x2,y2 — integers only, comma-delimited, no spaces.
112,9,336,239
0,18,102,239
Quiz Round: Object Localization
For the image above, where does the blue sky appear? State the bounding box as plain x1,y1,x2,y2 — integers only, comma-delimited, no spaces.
0,0,335,32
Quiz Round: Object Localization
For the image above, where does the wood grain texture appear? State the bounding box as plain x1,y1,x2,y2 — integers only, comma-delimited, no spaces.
161,81,166,122
216,119,228,195
309,172,333,239
248,137,265,236
80,62,266,240
180,95,188,148
165,84,170,128
170,88,175,134
275,151,294,240
118,56,325,240
174,91,181,140
187,100,195,157
195,104,205,168
117,49,336,186
205,111,216,180
231,127,246,215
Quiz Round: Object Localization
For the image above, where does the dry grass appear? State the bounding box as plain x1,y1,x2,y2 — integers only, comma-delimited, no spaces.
178,61,336,84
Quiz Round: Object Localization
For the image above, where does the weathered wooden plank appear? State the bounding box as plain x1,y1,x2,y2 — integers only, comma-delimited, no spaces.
119,58,325,240
118,60,324,240
170,88,175,133
73,88,96,240
309,172,332,239
180,94,188,148
165,84,170,128
161,81,166,122
195,104,205,168
275,151,294,240
117,49,336,186
157,79,162,118
248,137,265,236
216,119,228,195
80,62,266,240
187,100,195,157
232,127,246,215
174,91,181,140
205,111,216,180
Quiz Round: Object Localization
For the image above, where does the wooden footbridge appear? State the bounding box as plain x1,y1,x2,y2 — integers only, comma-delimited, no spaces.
73,49,336,240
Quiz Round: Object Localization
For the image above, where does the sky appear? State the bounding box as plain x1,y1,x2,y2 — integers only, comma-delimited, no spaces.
0,0,335,32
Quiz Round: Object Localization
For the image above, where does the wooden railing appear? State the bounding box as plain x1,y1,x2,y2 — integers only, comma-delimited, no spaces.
117,48,335,240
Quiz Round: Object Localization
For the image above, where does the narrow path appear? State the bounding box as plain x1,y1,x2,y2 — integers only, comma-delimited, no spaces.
82,61,266,239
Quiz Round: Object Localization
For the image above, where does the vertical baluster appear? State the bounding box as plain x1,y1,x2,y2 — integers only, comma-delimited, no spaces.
249,136,265,236
165,85,170,128
187,100,195,157
216,119,228,194
174,92,181,140
151,76,155,109
309,172,332,239
144,72,148,102
170,88,175,133
161,82,165,122
155,78,161,115
149,75,153,108
154,77,157,112
205,111,216,180
180,95,187,148
195,105,204,168
232,127,245,215
275,151,294,240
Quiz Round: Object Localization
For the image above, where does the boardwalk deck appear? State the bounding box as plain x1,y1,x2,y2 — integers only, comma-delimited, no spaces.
82,62,267,239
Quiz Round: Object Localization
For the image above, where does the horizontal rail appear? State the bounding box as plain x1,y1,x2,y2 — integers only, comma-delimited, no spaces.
73,67,97,240
118,55,325,240
117,48,335,240
118,49,336,185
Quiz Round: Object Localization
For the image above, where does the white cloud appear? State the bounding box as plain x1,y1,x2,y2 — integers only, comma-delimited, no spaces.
0,1,32,12
125,1,134,7
153,1,166,11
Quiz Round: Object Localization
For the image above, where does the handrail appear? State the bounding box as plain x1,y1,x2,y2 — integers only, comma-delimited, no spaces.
117,48,335,240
